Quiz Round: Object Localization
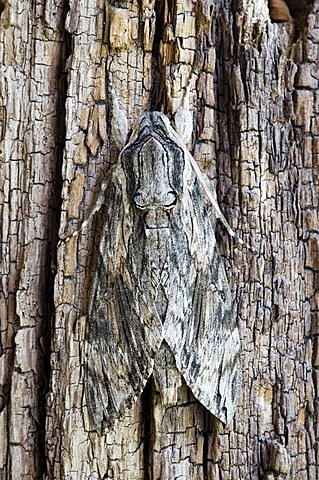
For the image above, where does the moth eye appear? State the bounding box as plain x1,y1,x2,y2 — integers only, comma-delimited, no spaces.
133,193,149,210
164,191,177,209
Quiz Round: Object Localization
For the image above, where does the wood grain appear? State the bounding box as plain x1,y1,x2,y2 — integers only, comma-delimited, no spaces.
1,0,318,478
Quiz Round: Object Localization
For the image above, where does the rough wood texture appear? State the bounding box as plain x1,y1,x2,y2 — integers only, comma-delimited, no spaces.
0,0,66,477
1,0,318,478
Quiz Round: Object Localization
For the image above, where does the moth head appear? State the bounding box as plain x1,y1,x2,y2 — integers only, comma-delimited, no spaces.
119,112,188,230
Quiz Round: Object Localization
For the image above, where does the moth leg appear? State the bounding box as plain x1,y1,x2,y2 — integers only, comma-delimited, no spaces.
58,177,110,246
107,71,128,150
172,66,254,252
187,153,255,251
59,71,128,247
174,70,193,145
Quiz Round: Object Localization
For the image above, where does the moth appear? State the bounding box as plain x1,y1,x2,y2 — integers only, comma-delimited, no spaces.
62,85,242,432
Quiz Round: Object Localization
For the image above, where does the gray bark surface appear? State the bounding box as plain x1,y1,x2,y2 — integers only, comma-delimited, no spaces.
0,0,318,479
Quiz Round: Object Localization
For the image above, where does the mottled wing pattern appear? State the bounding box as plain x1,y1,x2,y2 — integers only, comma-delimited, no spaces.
85,111,241,431
164,160,241,425
85,171,162,432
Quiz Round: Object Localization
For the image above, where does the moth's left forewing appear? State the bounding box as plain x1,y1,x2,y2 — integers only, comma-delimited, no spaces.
164,146,242,425
85,153,163,432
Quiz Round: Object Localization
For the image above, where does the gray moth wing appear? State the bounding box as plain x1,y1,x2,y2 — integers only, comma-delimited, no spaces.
84,163,163,431
85,111,241,431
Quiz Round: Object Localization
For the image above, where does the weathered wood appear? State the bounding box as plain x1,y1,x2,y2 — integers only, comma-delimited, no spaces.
1,0,319,478
0,0,66,477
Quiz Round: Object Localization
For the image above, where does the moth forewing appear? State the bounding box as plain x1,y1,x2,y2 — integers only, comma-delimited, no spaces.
161,144,241,425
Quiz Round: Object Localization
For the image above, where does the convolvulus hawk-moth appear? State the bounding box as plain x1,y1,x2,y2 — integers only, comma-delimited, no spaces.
61,86,242,432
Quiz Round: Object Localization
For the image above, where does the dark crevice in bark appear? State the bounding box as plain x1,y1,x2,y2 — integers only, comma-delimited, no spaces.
202,411,209,479
107,0,128,6
142,377,154,480
150,0,165,111
0,348,14,414
41,1,71,477
215,7,234,212
291,0,317,41
286,0,314,17
269,0,316,37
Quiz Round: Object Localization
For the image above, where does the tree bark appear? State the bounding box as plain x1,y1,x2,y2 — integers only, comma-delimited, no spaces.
0,0,66,477
1,0,318,479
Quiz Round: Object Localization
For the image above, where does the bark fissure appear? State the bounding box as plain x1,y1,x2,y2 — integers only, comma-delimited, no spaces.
142,378,154,480
1,0,319,478
150,0,165,111
0,0,70,474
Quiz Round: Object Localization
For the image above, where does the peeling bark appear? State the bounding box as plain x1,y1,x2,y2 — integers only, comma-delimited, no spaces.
1,0,318,479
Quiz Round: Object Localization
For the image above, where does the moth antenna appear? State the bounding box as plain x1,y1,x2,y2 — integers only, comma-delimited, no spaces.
58,177,110,246
174,72,193,145
187,152,255,252
107,72,129,150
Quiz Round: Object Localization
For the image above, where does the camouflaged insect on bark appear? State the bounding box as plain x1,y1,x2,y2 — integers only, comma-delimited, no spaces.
84,110,242,433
